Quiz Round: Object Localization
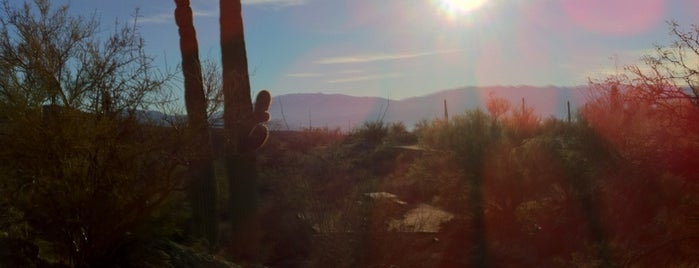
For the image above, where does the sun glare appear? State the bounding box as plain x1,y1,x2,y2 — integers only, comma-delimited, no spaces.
437,0,487,18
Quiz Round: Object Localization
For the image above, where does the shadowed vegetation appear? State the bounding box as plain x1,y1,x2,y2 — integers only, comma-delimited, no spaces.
1,0,699,267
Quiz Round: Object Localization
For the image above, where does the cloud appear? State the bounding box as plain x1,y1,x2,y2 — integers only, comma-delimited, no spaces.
138,12,172,24
193,10,217,18
242,0,308,6
286,72,324,78
139,0,304,25
326,73,403,84
341,69,364,74
316,49,462,65
140,9,216,24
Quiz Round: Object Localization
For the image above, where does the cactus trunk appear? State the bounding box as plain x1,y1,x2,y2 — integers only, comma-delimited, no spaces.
173,0,218,247
219,0,271,259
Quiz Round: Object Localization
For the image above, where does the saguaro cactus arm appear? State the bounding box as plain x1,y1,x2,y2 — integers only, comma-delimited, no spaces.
243,90,271,150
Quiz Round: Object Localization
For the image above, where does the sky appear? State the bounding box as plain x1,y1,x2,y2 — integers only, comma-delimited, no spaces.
25,0,699,100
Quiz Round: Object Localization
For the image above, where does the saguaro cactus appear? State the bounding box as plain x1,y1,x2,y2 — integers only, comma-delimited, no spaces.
173,0,218,246
444,99,449,120
219,0,271,259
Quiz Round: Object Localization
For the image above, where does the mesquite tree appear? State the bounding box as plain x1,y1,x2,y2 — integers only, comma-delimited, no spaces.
0,0,181,265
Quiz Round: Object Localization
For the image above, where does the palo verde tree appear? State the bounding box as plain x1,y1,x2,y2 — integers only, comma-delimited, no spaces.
0,0,181,266
173,0,218,247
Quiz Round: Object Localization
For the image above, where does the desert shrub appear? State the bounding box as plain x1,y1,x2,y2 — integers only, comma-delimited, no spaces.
0,0,191,266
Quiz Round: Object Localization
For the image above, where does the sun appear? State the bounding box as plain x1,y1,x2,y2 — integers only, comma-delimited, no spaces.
444,0,487,12
436,0,488,19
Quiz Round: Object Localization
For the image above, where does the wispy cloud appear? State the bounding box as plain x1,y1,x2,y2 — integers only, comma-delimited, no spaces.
341,69,364,74
327,73,403,84
138,12,172,24
286,72,324,78
316,49,462,65
242,0,308,6
139,0,303,25
193,10,217,18
140,9,216,24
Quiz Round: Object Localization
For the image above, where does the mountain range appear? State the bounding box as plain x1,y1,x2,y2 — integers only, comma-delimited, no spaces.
267,86,590,131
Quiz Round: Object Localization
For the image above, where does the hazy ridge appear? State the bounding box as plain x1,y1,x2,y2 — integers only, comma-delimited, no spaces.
268,86,589,131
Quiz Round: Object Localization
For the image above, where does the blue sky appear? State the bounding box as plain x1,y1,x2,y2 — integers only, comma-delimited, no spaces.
43,0,699,99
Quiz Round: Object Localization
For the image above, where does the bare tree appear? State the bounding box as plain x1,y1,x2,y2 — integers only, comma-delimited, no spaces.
591,22,699,118
0,0,181,266
200,58,225,123
650,21,699,104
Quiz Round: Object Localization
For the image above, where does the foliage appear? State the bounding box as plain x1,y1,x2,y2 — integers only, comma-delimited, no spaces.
109,238,241,268
645,21,699,104
0,0,166,112
242,83,699,267
0,0,193,266
578,21,699,265
249,21,699,268
2,1,698,266
485,93,541,141
586,21,699,178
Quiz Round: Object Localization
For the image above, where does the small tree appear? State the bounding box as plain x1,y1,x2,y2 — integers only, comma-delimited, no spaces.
0,0,180,266
587,21,699,177
648,21,699,105
590,22,699,126
485,93,540,141
580,22,699,266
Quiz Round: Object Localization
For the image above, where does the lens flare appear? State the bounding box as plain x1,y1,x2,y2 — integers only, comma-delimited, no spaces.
562,0,663,35
436,0,488,19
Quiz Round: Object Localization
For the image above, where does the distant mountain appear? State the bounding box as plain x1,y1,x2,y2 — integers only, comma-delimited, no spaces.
266,86,589,131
